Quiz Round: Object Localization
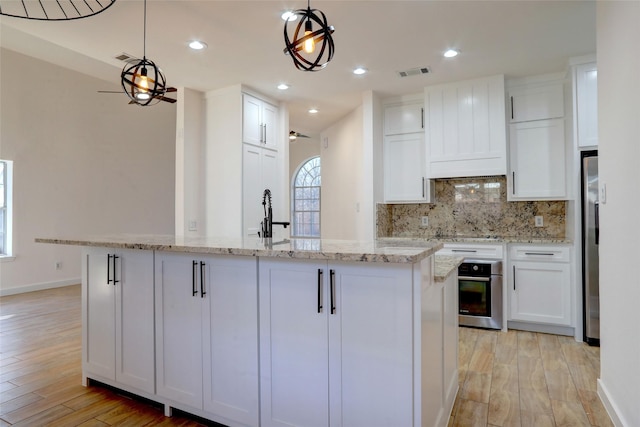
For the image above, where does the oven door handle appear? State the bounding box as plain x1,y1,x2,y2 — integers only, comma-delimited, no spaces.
458,276,491,282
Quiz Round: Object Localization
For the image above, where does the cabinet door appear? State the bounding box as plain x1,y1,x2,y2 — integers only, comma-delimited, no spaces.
509,118,566,199
83,248,116,380
262,101,278,150
383,133,429,202
202,256,259,426
509,83,564,122
384,103,424,135
243,94,262,146
243,145,279,238
259,259,329,427
575,63,598,147
155,252,204,408
510,261,571,325
114,249,154,394
328,263,414,427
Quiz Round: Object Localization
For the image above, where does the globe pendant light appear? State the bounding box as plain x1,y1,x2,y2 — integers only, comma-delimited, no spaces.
283,0,335,72
120,0,167,106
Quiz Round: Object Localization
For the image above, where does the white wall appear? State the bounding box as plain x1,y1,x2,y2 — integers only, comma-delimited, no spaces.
596,2,640,426
0,48,176,295
289,137,321,183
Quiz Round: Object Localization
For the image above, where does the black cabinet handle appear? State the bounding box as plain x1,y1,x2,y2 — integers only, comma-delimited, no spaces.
200,261,206,298
317,269,323,313
107,254,112,285
113,255,119,285
330,269,336,314
513,265,516,291
422,177,425,198
594,201,600,245
192,260,198,296
512,171,516,195
510,96,514,120
421,107,424,129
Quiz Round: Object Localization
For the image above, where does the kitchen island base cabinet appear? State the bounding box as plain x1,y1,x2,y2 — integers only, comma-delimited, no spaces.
82,247,155,395
155,252,259,427
259,256,447,427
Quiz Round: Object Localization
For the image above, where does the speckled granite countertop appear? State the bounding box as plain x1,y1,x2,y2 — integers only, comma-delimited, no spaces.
434,255,464,283
379,236,573,244
36,235,443,264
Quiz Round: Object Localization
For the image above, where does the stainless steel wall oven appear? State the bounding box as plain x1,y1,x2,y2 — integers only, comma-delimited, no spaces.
458,259,503,330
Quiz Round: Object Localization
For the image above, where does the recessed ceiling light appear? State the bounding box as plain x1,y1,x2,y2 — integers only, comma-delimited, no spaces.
281,11,297,21
308,108,319,114
353,67,367,75
277,83,289,90
443,49,459,58
188,40,208,50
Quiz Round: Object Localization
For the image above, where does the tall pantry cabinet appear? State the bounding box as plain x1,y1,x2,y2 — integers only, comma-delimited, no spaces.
203,85,286,239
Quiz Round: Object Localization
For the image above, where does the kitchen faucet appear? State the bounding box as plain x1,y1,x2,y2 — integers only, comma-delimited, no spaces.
260,189,290,239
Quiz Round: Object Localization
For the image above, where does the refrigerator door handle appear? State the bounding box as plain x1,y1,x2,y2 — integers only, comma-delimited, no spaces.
594,200,600,245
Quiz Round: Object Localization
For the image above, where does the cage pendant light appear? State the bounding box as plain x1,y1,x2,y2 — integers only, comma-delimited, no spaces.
120,0,167,106
283,0,335,72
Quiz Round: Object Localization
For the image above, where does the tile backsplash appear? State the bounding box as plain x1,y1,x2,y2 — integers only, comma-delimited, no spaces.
377,176,566,239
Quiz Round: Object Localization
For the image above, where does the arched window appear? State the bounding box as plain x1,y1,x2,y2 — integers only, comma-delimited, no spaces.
292,157,321,237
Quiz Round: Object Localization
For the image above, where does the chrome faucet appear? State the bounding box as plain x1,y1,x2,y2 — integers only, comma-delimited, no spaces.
260,189,290,239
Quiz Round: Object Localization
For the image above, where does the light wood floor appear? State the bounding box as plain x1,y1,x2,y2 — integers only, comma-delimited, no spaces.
1,285,613,426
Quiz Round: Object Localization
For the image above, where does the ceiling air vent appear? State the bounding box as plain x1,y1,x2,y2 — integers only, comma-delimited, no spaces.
397,67,431,78
114,52,139,64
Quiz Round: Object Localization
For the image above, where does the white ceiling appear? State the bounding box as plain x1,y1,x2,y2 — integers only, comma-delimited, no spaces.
0,0,596,137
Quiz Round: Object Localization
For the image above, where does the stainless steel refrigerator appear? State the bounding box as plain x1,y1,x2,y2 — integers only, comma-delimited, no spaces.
581,150,600,346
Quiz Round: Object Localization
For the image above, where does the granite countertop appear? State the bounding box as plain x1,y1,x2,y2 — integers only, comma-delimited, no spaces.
35,234,443,264
434,255,464,283
378,236,573,244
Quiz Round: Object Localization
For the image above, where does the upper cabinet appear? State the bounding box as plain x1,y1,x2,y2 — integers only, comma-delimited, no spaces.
509,83,564,123
425,74,507,178
574,62,598,147
507,76,568,201
382,99,433,203
384,103,424,135
243,93,278,150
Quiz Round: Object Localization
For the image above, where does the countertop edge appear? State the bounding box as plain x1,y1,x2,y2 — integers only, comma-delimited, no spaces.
434,255,465,282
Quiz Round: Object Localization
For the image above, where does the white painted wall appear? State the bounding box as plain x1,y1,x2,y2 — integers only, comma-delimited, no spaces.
596,3,640,426
0,48,176,295
318,92,381,241
289,137,320,183
175,87,205,236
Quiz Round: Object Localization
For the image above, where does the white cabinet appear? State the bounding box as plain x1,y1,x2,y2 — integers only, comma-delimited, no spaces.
425,74,507,178
384,102,424,135
243,144,279,237
243,93,278,150
155,252,259,427
508,118,566,200
574,62,598,147
383,100,433,203
383,133,433,203
509,245,572,326
509,82,564,123
259,258,417,427
82,247,155,395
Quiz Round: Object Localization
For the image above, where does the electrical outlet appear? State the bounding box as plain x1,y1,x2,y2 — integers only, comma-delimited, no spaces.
55,261,62,270
535,216,544,227
421,216,429,227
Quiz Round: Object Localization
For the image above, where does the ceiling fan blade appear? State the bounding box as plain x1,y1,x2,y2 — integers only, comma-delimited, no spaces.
154,95,177,103
166,87,177,93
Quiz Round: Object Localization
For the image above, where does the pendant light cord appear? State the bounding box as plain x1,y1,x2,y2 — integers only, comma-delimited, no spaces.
142,0,147,59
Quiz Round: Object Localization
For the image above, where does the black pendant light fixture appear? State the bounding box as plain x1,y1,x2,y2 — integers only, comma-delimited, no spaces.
0,0,116,20
120,0,167,106
283,0,335,72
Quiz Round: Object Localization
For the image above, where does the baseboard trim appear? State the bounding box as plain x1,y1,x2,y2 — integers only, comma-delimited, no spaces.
507,320,574,336
0,278,81,296
597,379,626,427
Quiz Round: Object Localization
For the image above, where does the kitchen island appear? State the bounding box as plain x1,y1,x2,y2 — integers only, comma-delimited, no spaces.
37,235,456,427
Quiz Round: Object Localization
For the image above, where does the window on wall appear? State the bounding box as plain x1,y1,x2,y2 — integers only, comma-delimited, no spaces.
292,157,321,237
0,160,13,257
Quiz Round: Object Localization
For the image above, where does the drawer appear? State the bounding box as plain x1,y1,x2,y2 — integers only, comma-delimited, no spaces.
509,245,570,263
438,243,504,259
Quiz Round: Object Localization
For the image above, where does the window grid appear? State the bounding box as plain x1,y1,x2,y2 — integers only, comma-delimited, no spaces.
292,157,321,238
